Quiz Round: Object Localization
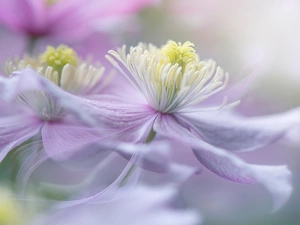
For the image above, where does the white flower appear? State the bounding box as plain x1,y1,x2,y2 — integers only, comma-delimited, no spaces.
107,40,235,113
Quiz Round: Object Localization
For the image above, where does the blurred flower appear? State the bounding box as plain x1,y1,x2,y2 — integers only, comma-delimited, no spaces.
0,45,114,162
103,40,300,210
0,0,161,64
0,0,160,43
31,185,201,225
0,184,26,225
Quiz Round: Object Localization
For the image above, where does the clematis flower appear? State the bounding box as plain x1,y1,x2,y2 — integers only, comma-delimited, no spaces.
30,185,201,225
0,0,160,43
101,40,300,210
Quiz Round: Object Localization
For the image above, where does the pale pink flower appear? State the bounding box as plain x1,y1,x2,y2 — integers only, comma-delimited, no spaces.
0,0,160,42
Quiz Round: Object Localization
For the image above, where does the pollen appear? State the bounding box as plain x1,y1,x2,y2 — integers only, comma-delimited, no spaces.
45,0,59,6
39,45,78,73
160,41,197,72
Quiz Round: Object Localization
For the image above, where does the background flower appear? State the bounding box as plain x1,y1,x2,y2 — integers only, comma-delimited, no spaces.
0,0,161,62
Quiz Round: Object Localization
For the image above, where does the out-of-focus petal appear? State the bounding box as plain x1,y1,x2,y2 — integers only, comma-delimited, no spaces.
285,125,300,145
0,68,98,126
153,114,292,211
0,0,23,31
178,108,300,151
0,115,42,162
31,185,200,225
0,0,47,34
115,140,200,181
1,0,160,43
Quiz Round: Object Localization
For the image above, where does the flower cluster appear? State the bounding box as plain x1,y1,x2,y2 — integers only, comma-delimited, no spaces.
0,1,299,225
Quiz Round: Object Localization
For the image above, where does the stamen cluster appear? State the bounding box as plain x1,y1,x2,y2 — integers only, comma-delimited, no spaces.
5,45,107,95
107,41,229,113
39,45,78,73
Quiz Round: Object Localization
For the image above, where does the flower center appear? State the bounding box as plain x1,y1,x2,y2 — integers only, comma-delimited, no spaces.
5,45,109,95
39,45,78,75
108,40,232,113
45,0,60,6
4,45,111,121
160,41,197,73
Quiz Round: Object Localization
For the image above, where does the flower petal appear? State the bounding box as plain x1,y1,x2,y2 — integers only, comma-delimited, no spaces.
178,108,300,151
0,115,42,162
52,143,145,208
153,114,292,210
0,0,47,34
83,95,158,142
41,121,114,162
86,97,201,178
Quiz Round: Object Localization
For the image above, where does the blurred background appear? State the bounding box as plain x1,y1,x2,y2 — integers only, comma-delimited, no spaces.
0,0,299,224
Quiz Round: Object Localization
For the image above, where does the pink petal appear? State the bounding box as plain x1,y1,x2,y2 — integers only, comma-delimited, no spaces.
0,0,25,32
0,0,47,34
178,108,300,151
0,115,42,162
83,95,157,141
41,121,114,161
82,96,200,178
52,137,197,209
153,114,292,211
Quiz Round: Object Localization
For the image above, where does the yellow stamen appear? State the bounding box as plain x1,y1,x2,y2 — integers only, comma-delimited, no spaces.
39,45,78,74
160,41,197,72
6,45,109,94
155,41,198,93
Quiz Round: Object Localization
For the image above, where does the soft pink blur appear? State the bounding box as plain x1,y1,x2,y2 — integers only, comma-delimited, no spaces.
0,0,160,41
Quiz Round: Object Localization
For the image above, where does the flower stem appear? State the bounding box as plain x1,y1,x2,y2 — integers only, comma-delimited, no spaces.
119,164,137,186
27,36,38,55
119,129,156,186
145,129,156,143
